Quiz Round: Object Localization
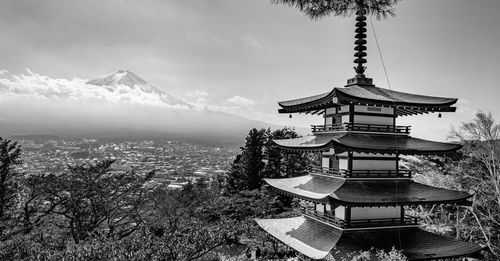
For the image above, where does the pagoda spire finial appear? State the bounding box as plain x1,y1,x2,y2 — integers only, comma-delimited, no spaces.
346,0,374,87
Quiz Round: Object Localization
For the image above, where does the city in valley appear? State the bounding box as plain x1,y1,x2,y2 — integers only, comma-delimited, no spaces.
15,136,239,188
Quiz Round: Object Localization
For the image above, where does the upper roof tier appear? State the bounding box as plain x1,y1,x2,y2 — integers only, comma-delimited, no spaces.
278,84,458,116
272,133,462,155
265,175,471,206
256,216,483,260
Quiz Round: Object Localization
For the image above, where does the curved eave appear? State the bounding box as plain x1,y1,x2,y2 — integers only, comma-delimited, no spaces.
265,175,472,206
264,175,343,204
331,134,462,155
272,134,462,155
277,85,458,115
335,228,483,261
335,85,458,109
256,218,483,261
330,181,472,206
255,216,342,260
278,89,337,114
272,135,337,153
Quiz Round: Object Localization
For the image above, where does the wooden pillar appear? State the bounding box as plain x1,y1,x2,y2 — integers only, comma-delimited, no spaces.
349,103,355,124
393,106,397,132
346,206,352,227
347,151,353,176
395,153,400,178
324,109,327,126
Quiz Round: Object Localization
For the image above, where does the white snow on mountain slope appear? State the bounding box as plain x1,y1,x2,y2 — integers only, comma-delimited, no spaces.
0,69,191,109
0,69,298,140
86,70,192,108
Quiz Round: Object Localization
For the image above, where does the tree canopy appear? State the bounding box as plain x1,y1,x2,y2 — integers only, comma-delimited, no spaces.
271,0,401,20
225,127,310,193
0,138,22,236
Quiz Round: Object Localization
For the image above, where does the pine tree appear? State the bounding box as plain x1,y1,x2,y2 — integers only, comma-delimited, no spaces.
264,127,310,179
270,0,400,20
241,128,267,190
226,127,310,193
226,128,267,192
226,154,245,193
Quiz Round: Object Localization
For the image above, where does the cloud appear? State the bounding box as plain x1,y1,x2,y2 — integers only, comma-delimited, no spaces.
226,95,255,107
241,35,263,50
0,70,189,109
0,70,284,138
187,89,209,98
0,69,278,140
455,98,473,114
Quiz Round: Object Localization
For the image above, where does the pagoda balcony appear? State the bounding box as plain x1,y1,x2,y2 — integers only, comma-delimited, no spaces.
309,166,412,179
302,209,346,228
311,123,411,134
302,209,419,229
349,216,419,229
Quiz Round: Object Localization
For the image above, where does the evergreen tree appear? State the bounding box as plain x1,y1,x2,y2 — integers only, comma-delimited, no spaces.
226,154,245,193
226,128,267,192
226,127,310,193
241,128,267,190
271,0,400,20
264,127,310,179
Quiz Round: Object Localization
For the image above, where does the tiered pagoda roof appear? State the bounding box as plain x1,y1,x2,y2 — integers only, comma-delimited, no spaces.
272,133,462,154
265,175,472,206
278,84,458,116
256,216,482,260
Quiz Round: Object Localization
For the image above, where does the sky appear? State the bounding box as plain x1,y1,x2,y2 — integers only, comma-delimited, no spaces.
0,0,499,141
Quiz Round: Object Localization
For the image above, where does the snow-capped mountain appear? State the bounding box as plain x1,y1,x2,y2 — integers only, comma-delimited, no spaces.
86,70,192,108
0,69,282,143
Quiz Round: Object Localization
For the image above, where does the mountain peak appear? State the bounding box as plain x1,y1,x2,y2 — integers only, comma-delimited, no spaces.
86,70,148,87
85,70,193,109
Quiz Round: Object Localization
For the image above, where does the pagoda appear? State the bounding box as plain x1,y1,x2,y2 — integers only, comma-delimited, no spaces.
255,1,483,260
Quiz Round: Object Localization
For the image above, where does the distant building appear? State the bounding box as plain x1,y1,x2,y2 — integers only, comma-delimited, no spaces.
167,182,189,190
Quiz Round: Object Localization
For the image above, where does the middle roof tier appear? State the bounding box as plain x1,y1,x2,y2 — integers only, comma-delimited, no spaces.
265,175,471,206
272,133,461,155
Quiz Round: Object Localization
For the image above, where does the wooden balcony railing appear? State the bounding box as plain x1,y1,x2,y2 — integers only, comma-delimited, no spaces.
309,166,412,179
302,209,346,228
345,122,411,134
349,169,412,179
311,124,345,133
303,210,419,229
311,123,411,134
309,166,345,177
348,216,419,228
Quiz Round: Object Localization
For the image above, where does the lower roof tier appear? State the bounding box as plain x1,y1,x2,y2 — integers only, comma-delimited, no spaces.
265,175,471,206
256,216,483,260
272,133,462,155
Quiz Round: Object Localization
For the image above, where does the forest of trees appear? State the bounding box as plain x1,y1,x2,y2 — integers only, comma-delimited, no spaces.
0,127,309,260
0,112,499,260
